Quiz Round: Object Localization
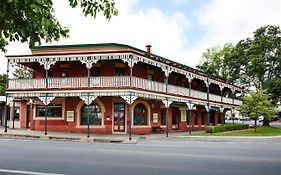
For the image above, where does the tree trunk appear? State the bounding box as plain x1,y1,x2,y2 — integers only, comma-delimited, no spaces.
263,118,270,126
254,119,257,132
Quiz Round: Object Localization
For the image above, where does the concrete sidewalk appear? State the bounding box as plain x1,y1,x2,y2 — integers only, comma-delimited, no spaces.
2,126,279,143
0,126,191,143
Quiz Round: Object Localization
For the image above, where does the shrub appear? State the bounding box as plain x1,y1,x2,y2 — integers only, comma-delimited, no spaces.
206,124,249,133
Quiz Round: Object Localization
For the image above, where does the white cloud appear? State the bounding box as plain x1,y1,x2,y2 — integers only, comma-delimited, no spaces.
0,0,280,74
51,0,191,64
186,0,281,65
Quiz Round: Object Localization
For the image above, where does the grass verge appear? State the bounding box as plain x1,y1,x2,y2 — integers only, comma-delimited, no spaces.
192,126,281,136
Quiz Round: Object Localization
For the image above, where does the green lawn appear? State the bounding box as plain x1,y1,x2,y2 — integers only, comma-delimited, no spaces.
192,126,281,136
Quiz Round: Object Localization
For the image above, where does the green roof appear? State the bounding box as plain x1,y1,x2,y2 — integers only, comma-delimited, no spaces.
34,43,231,84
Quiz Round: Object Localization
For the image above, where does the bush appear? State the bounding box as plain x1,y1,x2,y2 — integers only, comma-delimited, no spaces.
206,124,249,133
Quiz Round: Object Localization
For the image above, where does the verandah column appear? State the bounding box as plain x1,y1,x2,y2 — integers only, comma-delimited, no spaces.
87,67,90,138
206,79,210,126
4,59,9,133
187,76,193,135
44,68,49,135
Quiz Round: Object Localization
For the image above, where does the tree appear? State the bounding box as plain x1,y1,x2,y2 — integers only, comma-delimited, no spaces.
240,89,276,132
12,66,33,79
0,74,7,96
0,0,118,52
197,25,281,126
196,43,241,83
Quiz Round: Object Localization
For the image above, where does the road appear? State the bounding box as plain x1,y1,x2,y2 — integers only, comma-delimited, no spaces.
226,119,281,128
0,137,280,175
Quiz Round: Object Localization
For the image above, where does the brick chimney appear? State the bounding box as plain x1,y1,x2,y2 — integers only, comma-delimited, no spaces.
146,45,152,53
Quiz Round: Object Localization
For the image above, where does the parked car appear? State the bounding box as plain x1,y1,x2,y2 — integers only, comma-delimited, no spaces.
240,116,250,121
229,116,239,120
258,116,264,122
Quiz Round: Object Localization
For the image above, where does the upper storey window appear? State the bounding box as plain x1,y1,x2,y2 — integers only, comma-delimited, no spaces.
115,68,124,76
91,69,101,76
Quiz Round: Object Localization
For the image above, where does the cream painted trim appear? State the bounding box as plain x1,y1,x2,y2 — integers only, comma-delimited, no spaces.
132,99,151,127
7,88,240,108
75,98,105,128
194,125,199,127
112,97,127,134
33,97,65,120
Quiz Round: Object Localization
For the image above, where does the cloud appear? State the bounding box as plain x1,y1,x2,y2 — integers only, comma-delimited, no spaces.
186,0,281,65
51,0,191,64
1,0,280,74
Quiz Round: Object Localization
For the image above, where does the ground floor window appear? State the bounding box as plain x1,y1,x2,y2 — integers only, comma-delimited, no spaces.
36,104,62,118
194,111,198,125
161,108,166,125
201,112,206,125
134,103,148,125
81,102,102,125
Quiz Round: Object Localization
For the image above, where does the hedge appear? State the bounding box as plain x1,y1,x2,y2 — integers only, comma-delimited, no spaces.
206,124,249,133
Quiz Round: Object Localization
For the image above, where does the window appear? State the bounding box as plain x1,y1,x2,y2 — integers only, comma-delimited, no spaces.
194,111,198,125
161,108,166,125
115,68,124,76
36,104,62,118
148,74,154,81
91,68,100,76
134,103,148,125
80,102,102,125
201,112,206,125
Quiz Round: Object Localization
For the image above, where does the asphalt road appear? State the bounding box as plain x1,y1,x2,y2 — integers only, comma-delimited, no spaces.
226,120,281,128
0,137,280,175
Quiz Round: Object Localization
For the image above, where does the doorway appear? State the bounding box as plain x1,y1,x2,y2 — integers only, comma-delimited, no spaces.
113,103,126,132
172,107,180,130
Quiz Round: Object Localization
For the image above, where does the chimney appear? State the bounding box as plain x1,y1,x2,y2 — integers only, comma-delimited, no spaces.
146,45,152,53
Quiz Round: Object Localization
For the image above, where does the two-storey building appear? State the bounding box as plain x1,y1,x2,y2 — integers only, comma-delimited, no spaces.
5,43,242,136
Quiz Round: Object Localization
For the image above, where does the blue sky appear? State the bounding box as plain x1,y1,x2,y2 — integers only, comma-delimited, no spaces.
134,0,208,45
1,0,281,74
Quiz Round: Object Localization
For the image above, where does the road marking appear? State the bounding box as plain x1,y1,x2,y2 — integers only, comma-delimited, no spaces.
0,169,67,175
136,143,185,148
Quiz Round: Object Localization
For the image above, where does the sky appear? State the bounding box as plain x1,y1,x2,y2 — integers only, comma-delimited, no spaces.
1,0,281,74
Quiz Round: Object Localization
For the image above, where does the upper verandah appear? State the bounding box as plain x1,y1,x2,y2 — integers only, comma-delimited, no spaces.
5,43,242,91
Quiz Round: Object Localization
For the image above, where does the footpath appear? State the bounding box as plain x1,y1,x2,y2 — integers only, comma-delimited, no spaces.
0,126,280,143
0,126,190,143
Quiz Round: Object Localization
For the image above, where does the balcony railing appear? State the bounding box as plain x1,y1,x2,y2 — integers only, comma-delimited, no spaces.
8,76,242,105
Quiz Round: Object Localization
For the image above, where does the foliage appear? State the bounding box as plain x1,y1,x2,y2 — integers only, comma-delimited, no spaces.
0,74,7,96
240,89,276,130
196,126,281,136
205,124,249,133
0,0,118,52
196,25,281,104
196,43,240,83
12,66,33,79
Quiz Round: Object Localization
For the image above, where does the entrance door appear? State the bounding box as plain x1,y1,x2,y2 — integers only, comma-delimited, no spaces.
172,107,179,130
114,103,125,132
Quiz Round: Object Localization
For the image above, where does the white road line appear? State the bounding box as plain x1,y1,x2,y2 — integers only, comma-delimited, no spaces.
136,144,185,148
0,169,67,175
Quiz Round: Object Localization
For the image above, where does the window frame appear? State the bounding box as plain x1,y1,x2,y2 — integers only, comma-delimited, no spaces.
34,98,65,120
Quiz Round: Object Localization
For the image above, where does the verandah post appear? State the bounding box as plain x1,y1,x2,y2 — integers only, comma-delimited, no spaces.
44,68,49,135
4,59,9,133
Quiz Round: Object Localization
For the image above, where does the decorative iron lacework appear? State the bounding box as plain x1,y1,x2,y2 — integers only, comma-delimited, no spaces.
7,52,241,92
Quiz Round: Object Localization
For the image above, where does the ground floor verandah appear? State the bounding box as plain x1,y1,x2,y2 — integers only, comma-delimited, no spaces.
2,95,228,135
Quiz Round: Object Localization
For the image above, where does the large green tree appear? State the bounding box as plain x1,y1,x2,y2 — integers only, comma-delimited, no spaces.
197,25,281,100
196,43,241,83
240,89,276,132
0,0,118,52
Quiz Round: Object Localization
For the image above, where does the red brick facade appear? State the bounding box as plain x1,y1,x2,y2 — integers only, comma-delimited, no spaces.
7,43,240,135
